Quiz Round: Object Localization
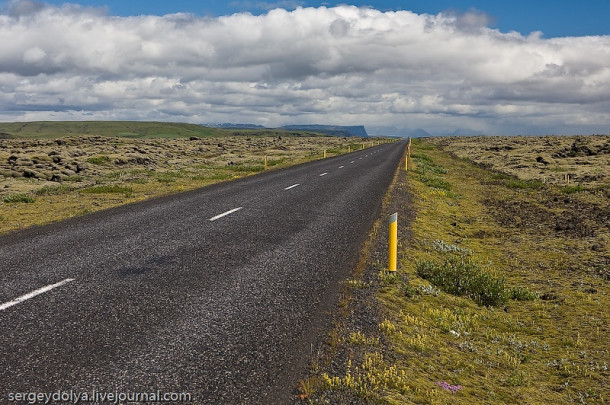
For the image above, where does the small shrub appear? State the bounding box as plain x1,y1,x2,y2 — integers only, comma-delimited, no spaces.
505,179,544,190
401,283,418,298
418,175,452,191
3,193,35,203
416,257,509,307
432,239,470,253
509,286,538,301
413,152,448,175
561,185,584,194
35,185,75,195
412,152,434,164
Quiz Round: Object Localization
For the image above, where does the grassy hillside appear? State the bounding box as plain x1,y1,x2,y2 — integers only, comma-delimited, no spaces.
303,138,609,404
0,121,331,139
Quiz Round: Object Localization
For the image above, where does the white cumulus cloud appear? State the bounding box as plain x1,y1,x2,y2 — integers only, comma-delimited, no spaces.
1,1,610,134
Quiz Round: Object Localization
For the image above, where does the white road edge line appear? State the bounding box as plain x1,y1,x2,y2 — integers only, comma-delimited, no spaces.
319,172,328,177
339,165,344,168
209,207,243,221
0,278,75,311
284,183,300,190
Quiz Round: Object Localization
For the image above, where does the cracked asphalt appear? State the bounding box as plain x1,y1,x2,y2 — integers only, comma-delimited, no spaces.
0,139,406,404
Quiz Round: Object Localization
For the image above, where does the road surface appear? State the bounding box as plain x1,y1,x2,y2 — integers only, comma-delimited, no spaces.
0,140,406,404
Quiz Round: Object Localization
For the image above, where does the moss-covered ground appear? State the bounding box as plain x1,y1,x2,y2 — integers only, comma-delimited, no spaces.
302,138,608,404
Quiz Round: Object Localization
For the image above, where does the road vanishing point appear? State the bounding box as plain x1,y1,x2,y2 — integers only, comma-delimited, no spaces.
0,140,406,404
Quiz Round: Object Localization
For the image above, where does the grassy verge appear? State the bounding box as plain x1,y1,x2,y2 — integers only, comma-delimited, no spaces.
304,139,609,404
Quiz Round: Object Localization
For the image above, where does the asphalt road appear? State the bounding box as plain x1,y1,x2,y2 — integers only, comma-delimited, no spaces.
0,140,406,404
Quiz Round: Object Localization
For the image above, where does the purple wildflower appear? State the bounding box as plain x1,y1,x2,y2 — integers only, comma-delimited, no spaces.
436,381,463,394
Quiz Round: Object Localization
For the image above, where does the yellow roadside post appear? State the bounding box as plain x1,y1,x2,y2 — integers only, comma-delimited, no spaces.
324,149,327,158
405,155,408,171
264,156,268,171
389,213,398,272
348,145,351,153
362,142,365,150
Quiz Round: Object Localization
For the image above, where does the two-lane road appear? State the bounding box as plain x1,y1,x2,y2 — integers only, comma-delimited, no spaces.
0,140,406,403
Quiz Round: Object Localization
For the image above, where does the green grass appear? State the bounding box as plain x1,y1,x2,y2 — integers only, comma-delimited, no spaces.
191,172,234,181
155,171,187,184
418,175,452,191
416,257,510,307
413,152,448,175
35,185,76,195
561,185,585,194
412,152,453,193
231,164,265,173
3,193,35,203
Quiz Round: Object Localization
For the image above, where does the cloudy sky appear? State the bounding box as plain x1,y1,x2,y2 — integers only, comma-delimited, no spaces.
1,0,610,135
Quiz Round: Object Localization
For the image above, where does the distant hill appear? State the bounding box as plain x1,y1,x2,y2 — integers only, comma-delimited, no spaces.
445,128,484,136
207,123,369,137
0,121,224,139
0,121,336,139
279,125,368,138
410,128,432,138
207,123,266,129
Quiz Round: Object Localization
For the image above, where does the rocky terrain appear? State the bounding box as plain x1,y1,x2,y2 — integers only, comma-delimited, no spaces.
429,135,609,187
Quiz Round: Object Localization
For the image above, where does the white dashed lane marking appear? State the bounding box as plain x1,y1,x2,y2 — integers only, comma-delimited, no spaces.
319,172,328,177
284,184,300,190
209,207,243,221
0,278,75,311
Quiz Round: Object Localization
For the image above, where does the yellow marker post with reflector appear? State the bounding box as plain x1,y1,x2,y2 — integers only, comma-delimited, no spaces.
264,156,268,171
389,213,398,272
324,149,327,158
